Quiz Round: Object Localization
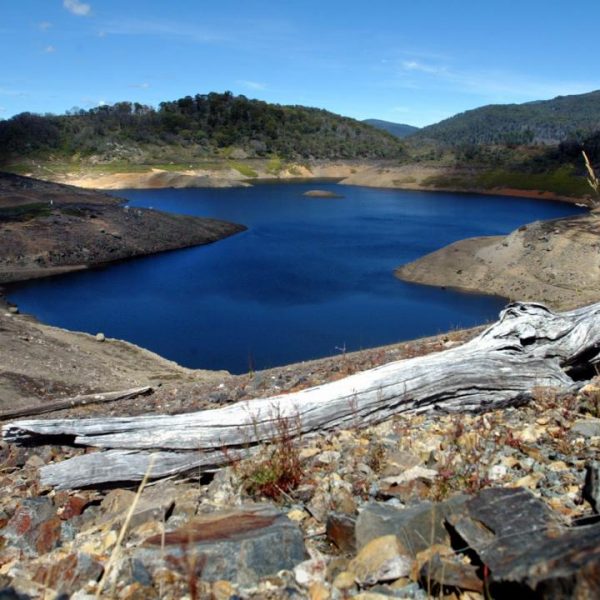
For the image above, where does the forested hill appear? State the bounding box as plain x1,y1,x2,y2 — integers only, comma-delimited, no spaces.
413,90,600,146
362,119,419,139
0,92,404,163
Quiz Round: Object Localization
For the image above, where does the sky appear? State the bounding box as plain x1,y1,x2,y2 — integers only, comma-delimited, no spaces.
1,0,600,127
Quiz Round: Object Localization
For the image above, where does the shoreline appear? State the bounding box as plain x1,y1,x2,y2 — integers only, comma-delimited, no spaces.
13,160,590,207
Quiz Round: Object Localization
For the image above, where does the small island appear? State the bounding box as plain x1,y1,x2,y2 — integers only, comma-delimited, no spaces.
302,189,344,199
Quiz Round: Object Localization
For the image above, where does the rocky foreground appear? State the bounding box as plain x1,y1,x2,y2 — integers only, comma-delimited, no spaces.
0,172,245,284
1,308,599,598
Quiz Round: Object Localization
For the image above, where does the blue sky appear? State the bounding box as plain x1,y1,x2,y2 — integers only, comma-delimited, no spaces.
1,0,600,127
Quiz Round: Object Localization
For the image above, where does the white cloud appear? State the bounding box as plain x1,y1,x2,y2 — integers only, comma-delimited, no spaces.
38,21,52,31
0,107,6,114
396,57,600,102
236,80,267,91
129,82,150,89
103,19,225,43
402,60,444,75
44,45,56,53
0,87,25,97
63,0,91,17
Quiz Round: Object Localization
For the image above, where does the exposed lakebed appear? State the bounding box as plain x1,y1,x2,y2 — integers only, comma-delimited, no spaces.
7,183,583,373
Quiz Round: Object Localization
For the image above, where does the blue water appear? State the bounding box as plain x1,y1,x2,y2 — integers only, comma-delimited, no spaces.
6,183,584,373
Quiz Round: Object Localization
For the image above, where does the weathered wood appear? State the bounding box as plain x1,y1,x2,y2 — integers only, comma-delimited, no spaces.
0,386,153,421
4,301,600,489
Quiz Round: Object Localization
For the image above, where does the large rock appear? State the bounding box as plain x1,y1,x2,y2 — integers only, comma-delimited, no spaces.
135,504,306,586
448,487,600,598
355,496,468,555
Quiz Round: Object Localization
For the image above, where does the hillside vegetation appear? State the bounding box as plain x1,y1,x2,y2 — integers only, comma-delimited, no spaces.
0,92,404,165
413,90,600,146
362,119,419,139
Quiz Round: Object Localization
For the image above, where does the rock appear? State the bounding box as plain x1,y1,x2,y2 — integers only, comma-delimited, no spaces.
136,504,306,586
447,487,600,597
8,306,19,315
516,424,545,443
348,535,414,585
583,461,600,513
3,498,62,557
95,333,105,342
325,513,356,554
211,580,236,600
376,479,431,504
31,553,104,595
308,581,330,600
97,486,175,531
0,589,32,600
418,553,483,593
56,495,91,521
287,508,308,522
367,582,426,598
488,464,508,481
332,570,356,590
572,418,600,437
317,450,341,465
307,489,331,522
293,557,328,587
380,451,422,476
356,496,468,555
380,466,437,486
331,487,356,515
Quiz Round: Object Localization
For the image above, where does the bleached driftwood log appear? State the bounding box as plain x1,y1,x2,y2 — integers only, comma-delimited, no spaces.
0,386,152,420
4,301,600,489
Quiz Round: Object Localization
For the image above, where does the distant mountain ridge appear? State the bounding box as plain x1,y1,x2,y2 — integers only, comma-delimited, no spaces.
363,119,419,139
413,90,600,146
0,92,405,164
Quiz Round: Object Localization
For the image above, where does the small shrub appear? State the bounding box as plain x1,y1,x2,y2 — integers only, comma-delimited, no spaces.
238,412,304,500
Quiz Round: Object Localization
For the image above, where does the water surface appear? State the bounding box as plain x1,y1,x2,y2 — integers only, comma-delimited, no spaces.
7,183,583,373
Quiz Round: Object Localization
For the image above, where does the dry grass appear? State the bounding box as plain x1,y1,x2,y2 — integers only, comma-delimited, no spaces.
236,411,305,501
583,150,599,201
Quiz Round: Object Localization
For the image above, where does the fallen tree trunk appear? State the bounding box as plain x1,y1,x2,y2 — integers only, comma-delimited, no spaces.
0,386,153,421
4,301,600,489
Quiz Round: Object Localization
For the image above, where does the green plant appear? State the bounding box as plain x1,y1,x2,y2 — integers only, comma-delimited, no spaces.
266,155,283,175
0,202,52,221
228,160,258,178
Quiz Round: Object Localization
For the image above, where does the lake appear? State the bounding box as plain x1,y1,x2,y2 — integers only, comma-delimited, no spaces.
6,183,584,373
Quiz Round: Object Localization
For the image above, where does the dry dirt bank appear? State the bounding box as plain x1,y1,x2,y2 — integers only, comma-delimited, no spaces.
49,161,361,190
397,211,600,310
0,172,245,284
47,160,587,207
339,163,586,204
